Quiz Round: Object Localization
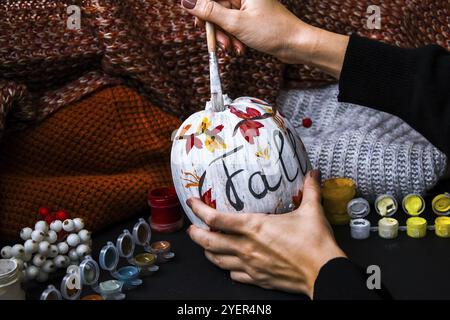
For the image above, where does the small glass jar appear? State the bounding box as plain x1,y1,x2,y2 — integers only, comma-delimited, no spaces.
0,259,25,300
148,187,183,233
322,178,356,225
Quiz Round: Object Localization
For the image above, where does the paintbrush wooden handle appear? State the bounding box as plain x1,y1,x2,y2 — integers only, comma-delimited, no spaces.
205,22,217,53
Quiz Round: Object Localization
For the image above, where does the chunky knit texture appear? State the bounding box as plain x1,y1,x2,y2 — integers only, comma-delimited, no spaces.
0,86,181,240
278,85,448,201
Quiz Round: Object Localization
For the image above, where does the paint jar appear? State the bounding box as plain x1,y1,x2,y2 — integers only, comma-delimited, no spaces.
0,259,25,300
347,198,370,219
374,194,398,217
432,193,450,216
134,253,159,276
435,217,450,238
406,217,427,238
148,187,183,233
81,294,103,300
322,178,356,225
402,194,425,216
40,285,62,300
150,241,175,263
378,217,399,239
350,219,371,239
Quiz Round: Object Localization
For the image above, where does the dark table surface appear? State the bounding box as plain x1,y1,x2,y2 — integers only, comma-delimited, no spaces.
24,202,450,300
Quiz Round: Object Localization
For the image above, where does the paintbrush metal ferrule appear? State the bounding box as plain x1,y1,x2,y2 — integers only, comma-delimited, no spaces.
209,52,224,111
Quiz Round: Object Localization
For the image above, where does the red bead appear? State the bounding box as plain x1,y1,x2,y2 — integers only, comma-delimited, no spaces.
38,207,50,218
55,210,68,221
45,214,55,225
302,117,312,128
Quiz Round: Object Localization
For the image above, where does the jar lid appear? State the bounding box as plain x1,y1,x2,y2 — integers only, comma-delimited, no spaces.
133,218,151,246
374,194,398,217
79,256,100,286
402,194,425,216
347,198,370,219
99,242,119,271
432,193,450,216
116,229,135,259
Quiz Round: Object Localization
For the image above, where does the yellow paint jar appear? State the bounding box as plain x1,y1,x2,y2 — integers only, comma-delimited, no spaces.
432,193,450,216
321,178,356,225
374,194,398,217
402,194,425,216
406,217,427,238
435,217,450,238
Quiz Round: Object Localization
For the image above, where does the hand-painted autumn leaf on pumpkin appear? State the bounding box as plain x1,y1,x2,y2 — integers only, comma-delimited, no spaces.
181,169,201,188
176,124,203,154
292,189,303,209
202,188,216,209
229,106,272,144
255,146,270,160
196,117,227,153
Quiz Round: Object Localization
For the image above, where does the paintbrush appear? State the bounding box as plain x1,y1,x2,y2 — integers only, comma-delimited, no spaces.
205,21,224,112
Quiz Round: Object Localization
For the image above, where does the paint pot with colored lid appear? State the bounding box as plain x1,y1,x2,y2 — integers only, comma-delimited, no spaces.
148,187,183,233
322,178,356,225
150,241,175,263
374,194,398,217
406,217,427,238
435,217,450,238
0,259,25,300
99,241,142,291
402,194,425,216
432,193,450,216
378,217,399,239
134,253,159,276
347,198,370,219
350,219,371,240
40,285,62,300
98,280,125,300
81,294,103,300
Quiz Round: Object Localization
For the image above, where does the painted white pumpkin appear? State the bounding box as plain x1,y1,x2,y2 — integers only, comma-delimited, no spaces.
171,96,311,228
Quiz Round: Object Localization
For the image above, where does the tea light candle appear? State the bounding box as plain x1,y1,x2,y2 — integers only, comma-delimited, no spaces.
378,217,399,239
322,178,356,225
435,217,450,238
374,194,398,217
403,194,425,216
432,193,450,216
406,217,427,238
350,219,371,239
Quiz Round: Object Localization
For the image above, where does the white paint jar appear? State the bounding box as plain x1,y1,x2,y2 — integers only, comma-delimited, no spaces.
0,259,25,300
350,219,371,239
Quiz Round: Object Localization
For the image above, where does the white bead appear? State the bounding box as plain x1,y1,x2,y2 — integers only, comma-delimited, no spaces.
78,229,91,242
67,234,81,247
31,230,45,242
73,218,85,232
48,245,59,258
54,255,70,268
34,220,49,233
50,220,63,233
57,242,69,255
24,239,39,254
68,249,79,261
11,244,25,259
1,246,12,259
36,270,49,282
25,265,40,280
45,230,58,244
76,244,91,258
32,253,46,267
62,219,75,232
20,227,33,241
38,241,51,256
42,260,56,273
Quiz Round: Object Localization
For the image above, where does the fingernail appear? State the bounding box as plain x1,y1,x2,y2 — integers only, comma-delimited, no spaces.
186,198,192,207
181,0,197,9
310,169,321,182
234,46,242,56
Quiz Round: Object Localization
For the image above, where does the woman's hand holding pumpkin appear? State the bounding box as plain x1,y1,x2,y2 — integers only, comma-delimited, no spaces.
181,0,350,78
187,170,347,298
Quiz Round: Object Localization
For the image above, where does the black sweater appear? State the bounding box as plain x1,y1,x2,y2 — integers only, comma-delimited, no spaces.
313,34,450,300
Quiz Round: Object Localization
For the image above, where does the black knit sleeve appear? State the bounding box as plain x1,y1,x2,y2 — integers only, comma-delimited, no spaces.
338,34,450,157
313,257,391,300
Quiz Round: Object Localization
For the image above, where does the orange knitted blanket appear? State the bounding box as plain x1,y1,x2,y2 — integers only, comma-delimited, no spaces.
0,0,448,240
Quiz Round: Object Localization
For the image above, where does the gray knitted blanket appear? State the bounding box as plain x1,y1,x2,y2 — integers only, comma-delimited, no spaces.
278,85,447,201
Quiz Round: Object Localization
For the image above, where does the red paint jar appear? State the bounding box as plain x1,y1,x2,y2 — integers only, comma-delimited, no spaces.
148,187,183,233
